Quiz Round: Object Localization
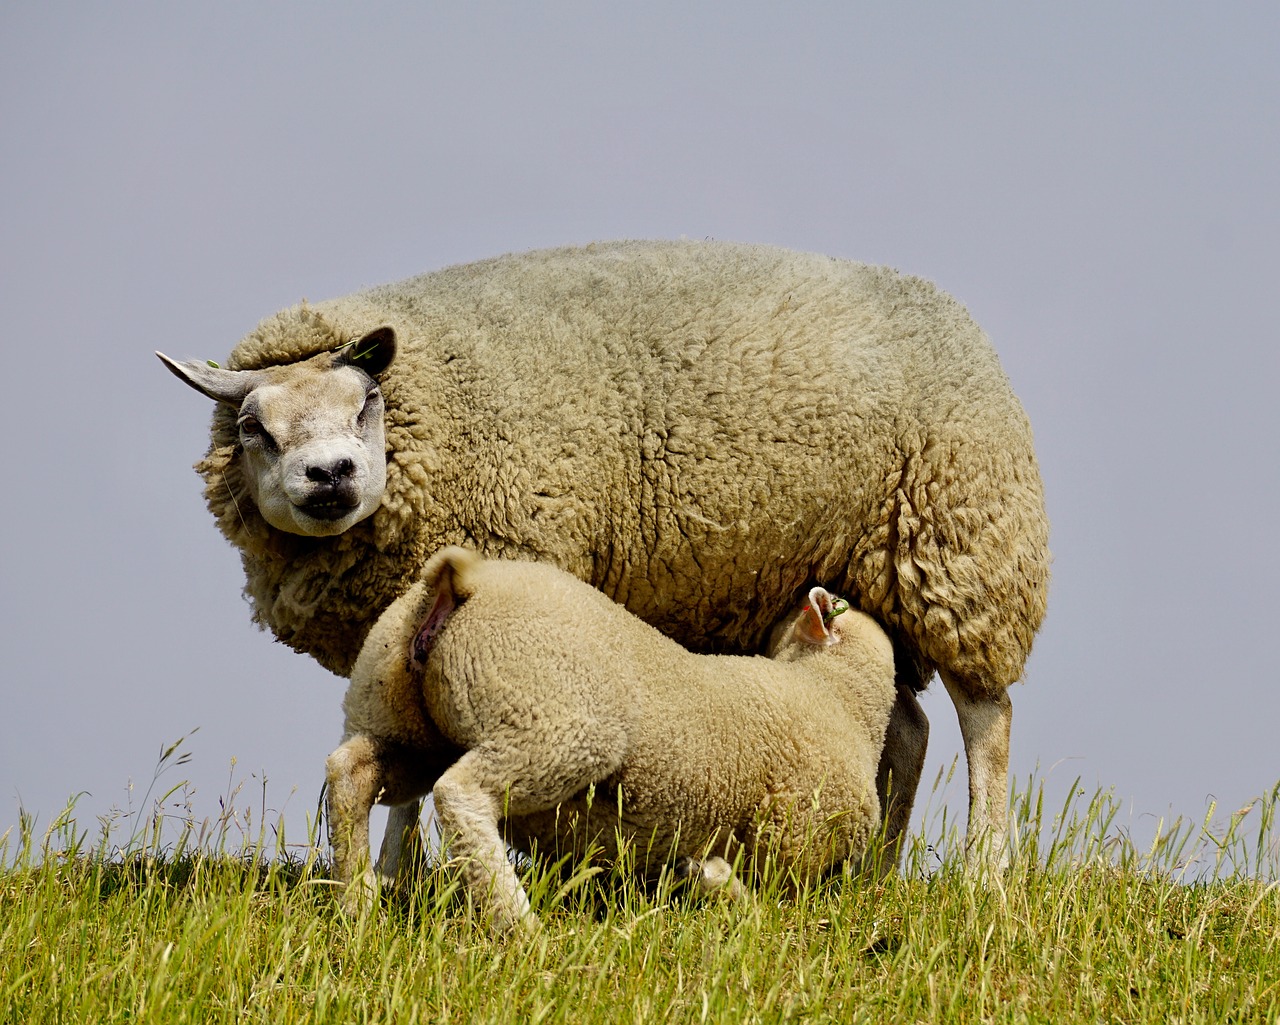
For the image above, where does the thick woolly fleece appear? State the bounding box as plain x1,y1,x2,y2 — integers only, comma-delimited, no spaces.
197,240,1049,701
336,548,897,904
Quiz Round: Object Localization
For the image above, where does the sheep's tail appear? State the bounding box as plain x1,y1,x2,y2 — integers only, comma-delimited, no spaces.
411,546,484,666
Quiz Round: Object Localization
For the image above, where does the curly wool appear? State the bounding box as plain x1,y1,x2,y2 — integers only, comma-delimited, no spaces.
197,240,1049,697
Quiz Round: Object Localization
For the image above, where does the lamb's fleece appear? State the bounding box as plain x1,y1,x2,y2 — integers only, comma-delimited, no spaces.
198,240,1048,696
327,547,897,930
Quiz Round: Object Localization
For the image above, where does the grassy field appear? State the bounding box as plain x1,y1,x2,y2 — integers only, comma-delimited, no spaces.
3,763,1277,1025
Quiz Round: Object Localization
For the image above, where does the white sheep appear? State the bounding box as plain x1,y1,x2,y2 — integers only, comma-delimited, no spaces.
326,546,897,931
159,240,1050,868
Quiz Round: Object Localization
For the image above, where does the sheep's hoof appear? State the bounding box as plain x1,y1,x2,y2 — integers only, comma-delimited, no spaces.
487,903,542,937
338,870,380,917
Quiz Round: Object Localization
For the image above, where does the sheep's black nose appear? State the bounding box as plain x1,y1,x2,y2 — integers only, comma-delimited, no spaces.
307,458,355,485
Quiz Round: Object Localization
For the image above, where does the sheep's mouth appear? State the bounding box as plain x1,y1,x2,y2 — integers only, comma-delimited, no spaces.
298,501,357,522
297,492,361,521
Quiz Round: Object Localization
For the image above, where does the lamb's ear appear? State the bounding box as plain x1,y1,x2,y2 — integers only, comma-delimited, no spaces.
337,326,396,377
795,587,843,647
156,352,258,406
411,562,456,665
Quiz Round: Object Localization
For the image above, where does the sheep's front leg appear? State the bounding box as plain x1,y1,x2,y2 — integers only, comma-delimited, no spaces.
942,673,1012,870
374,800,425,887
433,750,539,935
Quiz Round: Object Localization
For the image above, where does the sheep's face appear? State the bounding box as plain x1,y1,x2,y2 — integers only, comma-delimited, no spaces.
158,327,395,537
235,366,387,536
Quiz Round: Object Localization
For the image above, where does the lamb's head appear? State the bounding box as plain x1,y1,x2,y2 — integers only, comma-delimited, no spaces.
767,586,850,661
157,327,395,537
767,586,891,665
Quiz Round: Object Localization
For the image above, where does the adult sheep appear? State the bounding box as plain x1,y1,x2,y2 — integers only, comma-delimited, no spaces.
159,239,1050,867
328,546,898,932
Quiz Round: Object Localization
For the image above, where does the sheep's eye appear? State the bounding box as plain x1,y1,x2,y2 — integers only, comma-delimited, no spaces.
358,388,381,425
238,415,276,450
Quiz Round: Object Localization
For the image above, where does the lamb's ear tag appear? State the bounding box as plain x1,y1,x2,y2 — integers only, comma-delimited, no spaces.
798,587,848,646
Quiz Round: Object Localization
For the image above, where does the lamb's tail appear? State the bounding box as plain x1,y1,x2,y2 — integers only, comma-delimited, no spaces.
410,546,485,666
419,545,485,600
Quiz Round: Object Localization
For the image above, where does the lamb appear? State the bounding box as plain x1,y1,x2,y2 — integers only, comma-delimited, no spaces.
158,239,1050,867
326,546,898,931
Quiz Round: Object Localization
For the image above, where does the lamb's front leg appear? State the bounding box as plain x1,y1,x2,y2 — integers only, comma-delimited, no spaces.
325,734,384,915
374,800,425,888
675,856,748,902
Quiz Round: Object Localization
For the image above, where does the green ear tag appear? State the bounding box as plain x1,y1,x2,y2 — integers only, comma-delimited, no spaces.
334,338,375,360
823,600,849,625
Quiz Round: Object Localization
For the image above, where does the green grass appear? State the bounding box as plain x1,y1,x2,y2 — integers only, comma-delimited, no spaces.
3,763,1277,1024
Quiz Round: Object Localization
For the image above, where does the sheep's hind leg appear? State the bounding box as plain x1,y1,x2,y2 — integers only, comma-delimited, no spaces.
941,673,1012,870
872,682,930,877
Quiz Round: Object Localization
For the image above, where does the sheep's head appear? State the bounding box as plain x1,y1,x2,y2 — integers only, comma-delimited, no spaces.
158,327,396,537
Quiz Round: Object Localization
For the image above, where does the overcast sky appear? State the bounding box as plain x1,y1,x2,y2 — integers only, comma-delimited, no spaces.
2,3,1276,867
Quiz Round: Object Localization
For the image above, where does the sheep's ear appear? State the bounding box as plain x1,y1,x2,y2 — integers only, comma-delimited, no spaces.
796,587,842,647
337,326,396,377
156,352,258,406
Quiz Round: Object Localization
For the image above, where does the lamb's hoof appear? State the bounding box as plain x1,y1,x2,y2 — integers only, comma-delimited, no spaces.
674,856,747,901
515,912,543,938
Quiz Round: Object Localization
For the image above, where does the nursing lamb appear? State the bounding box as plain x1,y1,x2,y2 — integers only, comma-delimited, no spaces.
326,547,898,932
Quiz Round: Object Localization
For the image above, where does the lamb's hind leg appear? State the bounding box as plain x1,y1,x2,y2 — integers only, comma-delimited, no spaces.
326,737,453,914
325,735,386,915
941,673,1012,870
433,746,563,935
434,734,622,934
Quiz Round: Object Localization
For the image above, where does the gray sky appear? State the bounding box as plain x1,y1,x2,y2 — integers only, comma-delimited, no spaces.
2,3,1276,864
